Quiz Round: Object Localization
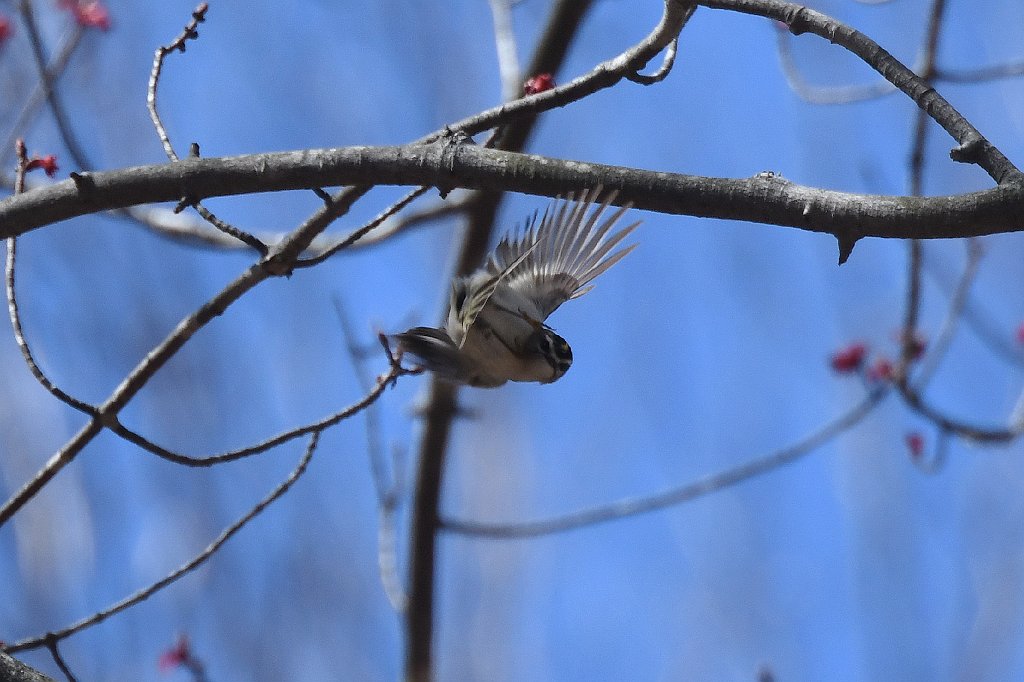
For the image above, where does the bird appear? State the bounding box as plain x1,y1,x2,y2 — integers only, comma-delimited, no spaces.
394,187,640,387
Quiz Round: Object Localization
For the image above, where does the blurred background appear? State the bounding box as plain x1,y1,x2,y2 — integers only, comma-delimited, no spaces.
2,1,1024,680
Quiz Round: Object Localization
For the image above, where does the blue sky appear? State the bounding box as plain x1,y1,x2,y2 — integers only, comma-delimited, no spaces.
2,1,1024,680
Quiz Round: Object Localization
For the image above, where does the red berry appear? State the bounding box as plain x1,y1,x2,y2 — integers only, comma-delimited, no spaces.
830,342,867,374
523,73,555,95
905,432,924,459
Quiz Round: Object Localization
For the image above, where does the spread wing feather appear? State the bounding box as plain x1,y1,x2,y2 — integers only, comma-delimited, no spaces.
486,186,640,321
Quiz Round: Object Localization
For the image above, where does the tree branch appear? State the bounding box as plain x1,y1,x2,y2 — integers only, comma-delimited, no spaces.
2,146,1023,243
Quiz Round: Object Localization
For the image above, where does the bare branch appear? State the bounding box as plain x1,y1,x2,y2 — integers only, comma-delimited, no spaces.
774,21,897,105
43,637,77,682
0,24,85,167
698,0,1022,184
17,1,92,170
145,4,266,254
295,185,431,267
5,146,1024,244
912,240,982,387
104,359,409,466
3,432,323,654
441,387,888,539
489,0,522,101
146,3,209,160
922,257,1024,368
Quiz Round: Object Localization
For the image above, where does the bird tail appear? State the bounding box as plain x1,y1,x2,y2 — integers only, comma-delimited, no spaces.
393,327,473,384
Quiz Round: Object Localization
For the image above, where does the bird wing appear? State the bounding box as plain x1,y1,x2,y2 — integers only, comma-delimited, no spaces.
486,187,640,321
451,240,539,347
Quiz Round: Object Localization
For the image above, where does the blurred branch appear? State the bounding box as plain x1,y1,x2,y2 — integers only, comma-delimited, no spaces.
937,60,1024,83
17,0,92,169
489,0,522,101
922,255,1024,368
774,20,897,105
403,0,683,677
333,294,408,612
0,23,85,166
3,432,324,654
912,239,982,387
441,386,888,538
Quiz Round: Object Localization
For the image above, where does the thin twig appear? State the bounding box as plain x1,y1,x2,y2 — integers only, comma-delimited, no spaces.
105,360,407,466
44,635,77,682
624,37,679,85
3,432,323,654
146,3,208,160
145,3,266,254
7,142,95,414
5,233,95,414
295,186,431,268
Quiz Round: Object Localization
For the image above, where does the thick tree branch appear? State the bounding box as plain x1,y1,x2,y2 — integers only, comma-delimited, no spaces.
1,146,1022,244
0,652,54,682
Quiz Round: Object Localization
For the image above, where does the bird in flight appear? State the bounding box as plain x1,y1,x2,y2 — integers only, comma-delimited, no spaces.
395,187,639,387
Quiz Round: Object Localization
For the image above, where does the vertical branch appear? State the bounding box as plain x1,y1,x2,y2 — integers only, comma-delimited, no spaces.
489,0,522,102
403,2,596,680
898,0,947,378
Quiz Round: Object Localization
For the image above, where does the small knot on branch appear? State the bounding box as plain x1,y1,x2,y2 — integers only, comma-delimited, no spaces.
949,133,985,165
69,171,96,195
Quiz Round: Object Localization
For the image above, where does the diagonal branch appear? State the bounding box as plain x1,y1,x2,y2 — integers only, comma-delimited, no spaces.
442,387,888,538
697,0,1022,185
3,432,323,654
